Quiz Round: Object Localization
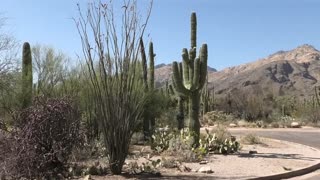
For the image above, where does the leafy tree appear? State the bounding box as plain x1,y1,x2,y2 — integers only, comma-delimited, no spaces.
32,44,69,97
0,15,19,124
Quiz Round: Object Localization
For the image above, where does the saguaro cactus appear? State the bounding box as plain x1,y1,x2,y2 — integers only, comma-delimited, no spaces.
148,42,155,90
201,80,215,114
172,12,208,146
140,38,148,91
148,41,156,134
140,38,156,139
314,86,320,107
22,42,33,109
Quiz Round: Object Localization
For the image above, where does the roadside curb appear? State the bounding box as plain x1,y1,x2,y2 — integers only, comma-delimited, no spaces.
248,138,320,180
248,162,320,180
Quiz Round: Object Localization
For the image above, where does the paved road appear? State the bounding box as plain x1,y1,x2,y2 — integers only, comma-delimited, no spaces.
228,128,320,180
228,128,320,149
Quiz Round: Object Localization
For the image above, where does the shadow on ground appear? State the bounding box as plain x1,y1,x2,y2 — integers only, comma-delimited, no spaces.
238,152,320,161
115,173,256,180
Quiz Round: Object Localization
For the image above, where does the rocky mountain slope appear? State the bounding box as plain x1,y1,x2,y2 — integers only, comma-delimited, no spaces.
210,44,320,98
155,44,320,98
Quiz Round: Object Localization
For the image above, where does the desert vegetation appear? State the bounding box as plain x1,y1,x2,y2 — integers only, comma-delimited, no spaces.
0,0,319,179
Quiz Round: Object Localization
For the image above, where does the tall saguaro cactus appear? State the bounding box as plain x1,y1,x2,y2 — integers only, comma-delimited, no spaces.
22,42,33,109
148,41,156,134
172,12,208,147
140,38,156,139
148,42,155,91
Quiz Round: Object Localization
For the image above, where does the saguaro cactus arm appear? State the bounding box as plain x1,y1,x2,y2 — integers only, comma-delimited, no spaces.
191,12,197,49
198,44,208,89
182,48,190,86
172,62,190,96
192,57,200,89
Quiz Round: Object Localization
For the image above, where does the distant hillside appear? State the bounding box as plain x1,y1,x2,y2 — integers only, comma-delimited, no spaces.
154,63,217,87
155,44,320,99
210,44,320,98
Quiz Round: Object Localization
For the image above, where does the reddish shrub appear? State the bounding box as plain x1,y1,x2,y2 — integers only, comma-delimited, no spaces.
2,97,81,179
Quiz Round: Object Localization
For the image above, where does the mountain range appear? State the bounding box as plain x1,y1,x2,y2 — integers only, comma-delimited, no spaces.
155,44,320,99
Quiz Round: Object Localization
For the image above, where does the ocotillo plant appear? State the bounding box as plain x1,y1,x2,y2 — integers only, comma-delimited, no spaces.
172,12,208,147
22,42,33,109
140,38,156,139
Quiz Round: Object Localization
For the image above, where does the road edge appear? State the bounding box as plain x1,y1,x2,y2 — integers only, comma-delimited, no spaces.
247,138,320,180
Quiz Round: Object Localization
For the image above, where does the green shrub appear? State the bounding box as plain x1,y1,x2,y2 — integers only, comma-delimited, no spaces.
151,126,174,153
199,128,240,154
151,126,240,162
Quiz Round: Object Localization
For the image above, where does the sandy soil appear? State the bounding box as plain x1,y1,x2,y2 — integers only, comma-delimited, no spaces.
84,137,320,180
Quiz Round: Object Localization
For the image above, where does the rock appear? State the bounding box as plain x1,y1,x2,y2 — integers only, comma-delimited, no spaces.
199,160,208,164
178,165,191,172
229,123,237,128
291,122,301,128
83,175,91,180
238,120,248,127
249,150,258,154
198,166,214,174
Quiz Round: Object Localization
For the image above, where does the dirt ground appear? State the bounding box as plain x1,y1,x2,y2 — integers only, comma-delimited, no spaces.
78,136,320,180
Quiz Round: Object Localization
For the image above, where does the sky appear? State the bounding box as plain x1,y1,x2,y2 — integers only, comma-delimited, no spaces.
2,0,320,70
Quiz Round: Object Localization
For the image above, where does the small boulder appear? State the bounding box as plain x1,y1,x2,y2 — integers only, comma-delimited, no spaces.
199,160,208,165
291,122,301,128
229,123,237,128
238,120,248,127
249,150,258,154
178,165,191,172
198,166,214,174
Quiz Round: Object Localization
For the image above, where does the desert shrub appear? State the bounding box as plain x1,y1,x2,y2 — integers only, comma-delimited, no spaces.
0,130,12,175
2,97,81,179
160,158,179,169
151,126,174,153
71,139,107,162
127,159,162,175
151,128,205,162
152,126,240,162
269,122,281,128
199,128,240,154
136,90,172,139
277,115,295,127
64,162,108,177
304,107,320,126
202,111,236,126
209,125,231,143
156,108,179,129
241,133,262,145
167,129,205,162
